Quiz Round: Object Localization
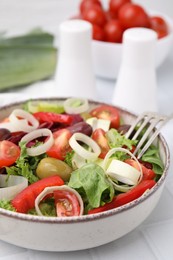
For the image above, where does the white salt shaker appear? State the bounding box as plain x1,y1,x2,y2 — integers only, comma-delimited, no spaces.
112,28,158,114
55,20,96,99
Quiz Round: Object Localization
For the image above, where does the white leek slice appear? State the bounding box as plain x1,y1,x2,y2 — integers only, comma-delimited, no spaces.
35,185,84,216
107,159,141,185
102,147,143,190
69,133,101,161
9,109,39,133
0,175,28,200
86,117,110,132
21,128,54,156
64,98,89,114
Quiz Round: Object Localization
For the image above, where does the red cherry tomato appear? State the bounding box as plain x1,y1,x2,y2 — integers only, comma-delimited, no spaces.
109,0,131,14
90,105,120,129
0,140,20,168
150,16,169,39
82,5,107,27
46,129,72,160
92,24,105,41
125,159,156,180
104,19,124,43
80,0,102,14
118,3,150,29
105,10,118,20
54,189,81,217
88,179,156,214
92,128,109,158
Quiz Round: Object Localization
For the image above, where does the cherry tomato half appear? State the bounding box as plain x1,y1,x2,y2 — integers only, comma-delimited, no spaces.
46,129,72,160
118,3,150,29
150,16,169,39
125,159,156,180
92,128,109,158
0,140,20,168
82,5,107,27
90,105,120,129
104,19,124,43
109,0,131,14
54,189,80,217
80,0,102,14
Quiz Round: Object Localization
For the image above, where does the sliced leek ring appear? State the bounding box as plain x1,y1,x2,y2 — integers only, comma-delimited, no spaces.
9,109,39,133
21,128,54,156
63,98,89,114
69,133,101,161
35,185,84,217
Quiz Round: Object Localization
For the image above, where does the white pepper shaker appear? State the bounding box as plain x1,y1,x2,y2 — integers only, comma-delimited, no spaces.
112,28,158,114
55,19,96,99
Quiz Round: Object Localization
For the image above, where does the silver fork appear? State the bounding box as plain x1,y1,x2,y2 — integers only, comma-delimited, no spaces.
125,112,172,159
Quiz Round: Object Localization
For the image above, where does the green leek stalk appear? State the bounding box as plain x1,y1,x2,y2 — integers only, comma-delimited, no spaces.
0,29,57,91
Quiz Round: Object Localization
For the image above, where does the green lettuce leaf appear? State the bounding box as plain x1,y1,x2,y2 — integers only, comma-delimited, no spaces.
68,163,114,212
106,128,137,160
28,199,56,217
141,145,164,175
0,200,16,211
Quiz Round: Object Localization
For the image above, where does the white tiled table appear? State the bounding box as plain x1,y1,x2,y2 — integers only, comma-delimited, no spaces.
0,1,173,259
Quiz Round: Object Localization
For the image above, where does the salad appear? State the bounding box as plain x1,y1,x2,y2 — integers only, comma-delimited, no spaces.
0,98,164,217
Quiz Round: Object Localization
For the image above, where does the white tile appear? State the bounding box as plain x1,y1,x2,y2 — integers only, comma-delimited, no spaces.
0,240,26,257
88,229,157,260
142,219,173,260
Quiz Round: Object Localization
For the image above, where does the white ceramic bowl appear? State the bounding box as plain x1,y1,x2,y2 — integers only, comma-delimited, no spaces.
0,98,170,251
92,12,173,79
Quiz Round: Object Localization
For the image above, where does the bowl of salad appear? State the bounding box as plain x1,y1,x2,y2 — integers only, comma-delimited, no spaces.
0,97,170,251
74,0,173,79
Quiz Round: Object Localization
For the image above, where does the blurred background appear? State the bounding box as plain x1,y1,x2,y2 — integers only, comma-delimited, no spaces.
0,0,172,36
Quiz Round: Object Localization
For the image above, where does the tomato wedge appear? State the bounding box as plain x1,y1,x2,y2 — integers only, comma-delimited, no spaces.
92,128,109,158
88,180,156,214
12,175,64,213
46,129,72,160
90,105,120,129
0,140,20,168
125,159,156,180
33,112,73,125
54,189,80,217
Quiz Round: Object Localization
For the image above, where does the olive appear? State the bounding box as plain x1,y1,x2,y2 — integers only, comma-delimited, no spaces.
36,157,72,181
0,128,11,141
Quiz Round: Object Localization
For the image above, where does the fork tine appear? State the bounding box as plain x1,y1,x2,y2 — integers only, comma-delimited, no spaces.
133,117,163,156
132,116,151,140
137,115,170,159
125,112,149,139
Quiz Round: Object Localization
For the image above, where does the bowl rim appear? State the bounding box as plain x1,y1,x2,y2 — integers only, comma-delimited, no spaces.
0,98,170,224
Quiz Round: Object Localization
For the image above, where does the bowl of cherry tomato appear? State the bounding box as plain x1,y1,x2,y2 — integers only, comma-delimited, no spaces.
75,0,173,79
0,97,170,251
